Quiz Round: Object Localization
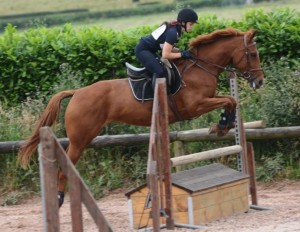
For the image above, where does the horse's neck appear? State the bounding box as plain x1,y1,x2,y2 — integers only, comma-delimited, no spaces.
175,37,240,78
196,38,237,68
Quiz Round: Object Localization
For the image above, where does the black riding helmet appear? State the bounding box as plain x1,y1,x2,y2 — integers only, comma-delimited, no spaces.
177,8,198,23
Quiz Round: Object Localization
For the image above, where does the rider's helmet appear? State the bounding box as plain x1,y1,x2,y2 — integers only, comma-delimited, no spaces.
177,8,198,23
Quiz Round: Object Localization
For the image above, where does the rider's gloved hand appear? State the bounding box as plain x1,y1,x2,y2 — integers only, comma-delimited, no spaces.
181,50,193,59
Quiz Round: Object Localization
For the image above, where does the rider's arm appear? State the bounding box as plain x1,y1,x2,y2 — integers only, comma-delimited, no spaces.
172,47,180,52
162,42,182,60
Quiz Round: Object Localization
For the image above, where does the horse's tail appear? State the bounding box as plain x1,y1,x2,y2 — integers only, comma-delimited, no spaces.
18,90,76,169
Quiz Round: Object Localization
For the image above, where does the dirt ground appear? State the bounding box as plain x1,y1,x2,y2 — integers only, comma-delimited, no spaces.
0,180,299,232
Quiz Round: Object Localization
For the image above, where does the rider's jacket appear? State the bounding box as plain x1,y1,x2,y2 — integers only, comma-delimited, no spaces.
140,24,182,52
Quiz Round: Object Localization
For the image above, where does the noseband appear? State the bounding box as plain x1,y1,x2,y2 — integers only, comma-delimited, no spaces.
186,33,263,85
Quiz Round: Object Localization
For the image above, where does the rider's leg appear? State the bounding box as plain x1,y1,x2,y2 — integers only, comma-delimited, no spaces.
135,48,166,91
151,70,166,91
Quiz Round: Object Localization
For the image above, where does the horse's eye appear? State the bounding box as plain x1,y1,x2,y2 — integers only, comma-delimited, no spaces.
250,52,257,57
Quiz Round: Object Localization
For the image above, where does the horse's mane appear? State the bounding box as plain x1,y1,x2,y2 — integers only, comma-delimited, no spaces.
189,28,246,48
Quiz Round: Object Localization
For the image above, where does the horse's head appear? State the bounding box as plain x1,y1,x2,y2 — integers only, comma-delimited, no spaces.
188,28,264,89
232,29,264,89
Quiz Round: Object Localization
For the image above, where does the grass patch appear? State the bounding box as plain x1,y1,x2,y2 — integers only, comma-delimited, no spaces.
1,1,299,31
72,0,300,30
0,0,141,16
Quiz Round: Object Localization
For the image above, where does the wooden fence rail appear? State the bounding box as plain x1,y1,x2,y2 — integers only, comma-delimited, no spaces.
1,125,300,154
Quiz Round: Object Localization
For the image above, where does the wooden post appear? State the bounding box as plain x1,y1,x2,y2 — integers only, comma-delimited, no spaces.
69,168,83,232
147,79,175,231
149,160,160,232
172,141,185,172
147,82,161,232
247,142,258,205
157,79,174,230
240,119,248,174
39,127,60,232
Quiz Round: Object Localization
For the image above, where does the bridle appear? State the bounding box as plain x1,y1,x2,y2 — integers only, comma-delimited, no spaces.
236,35,264,83
183,33,263,86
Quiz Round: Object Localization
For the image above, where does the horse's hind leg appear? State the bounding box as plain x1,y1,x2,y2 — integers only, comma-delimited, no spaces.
56,87,110,207
57,144,85,207
56,119,107,207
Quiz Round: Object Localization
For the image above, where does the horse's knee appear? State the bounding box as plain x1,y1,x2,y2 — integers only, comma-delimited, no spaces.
224,97,236,111
228,96,237,109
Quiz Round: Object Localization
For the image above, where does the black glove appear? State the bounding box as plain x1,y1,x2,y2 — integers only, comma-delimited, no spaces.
181,50,193,59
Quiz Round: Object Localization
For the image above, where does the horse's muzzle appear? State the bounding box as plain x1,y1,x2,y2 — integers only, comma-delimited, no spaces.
251,79,263,89
257,79,263,87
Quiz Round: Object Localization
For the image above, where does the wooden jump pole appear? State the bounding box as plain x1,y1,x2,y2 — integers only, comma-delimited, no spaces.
143,75,267,230
171,145,242,167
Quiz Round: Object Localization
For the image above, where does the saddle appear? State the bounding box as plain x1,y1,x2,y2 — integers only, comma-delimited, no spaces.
126,59,182,101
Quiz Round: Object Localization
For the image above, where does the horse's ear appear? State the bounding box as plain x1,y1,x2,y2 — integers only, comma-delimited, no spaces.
248,29,257,41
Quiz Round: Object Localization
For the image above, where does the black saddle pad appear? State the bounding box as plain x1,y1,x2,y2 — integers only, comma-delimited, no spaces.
128,63,181,101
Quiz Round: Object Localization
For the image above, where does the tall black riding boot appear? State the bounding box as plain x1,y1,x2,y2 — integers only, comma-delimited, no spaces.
152,73,160,92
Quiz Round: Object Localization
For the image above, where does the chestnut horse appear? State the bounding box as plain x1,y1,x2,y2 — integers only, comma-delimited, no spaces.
18,28,264,206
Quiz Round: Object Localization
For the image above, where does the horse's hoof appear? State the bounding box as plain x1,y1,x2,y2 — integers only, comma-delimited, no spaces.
217,130,225,137
228,122,236,129
217,127,230,137
58,191,65,207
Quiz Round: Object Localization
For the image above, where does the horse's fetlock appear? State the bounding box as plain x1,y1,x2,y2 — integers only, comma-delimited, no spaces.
58,191,65,208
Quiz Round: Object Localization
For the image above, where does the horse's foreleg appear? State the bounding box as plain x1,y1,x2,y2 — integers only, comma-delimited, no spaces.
210,109,236,136
193,96,237,136
194,96,236,115
215,95,237,111
213,96,237,136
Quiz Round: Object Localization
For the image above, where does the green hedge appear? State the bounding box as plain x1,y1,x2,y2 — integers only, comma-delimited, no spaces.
0,8,299,105
243,8,300,64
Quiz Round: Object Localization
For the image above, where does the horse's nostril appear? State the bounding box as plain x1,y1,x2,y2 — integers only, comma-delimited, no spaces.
259,80,263,86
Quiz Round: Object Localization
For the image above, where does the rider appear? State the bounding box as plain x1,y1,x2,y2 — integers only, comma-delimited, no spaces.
135,8,198,90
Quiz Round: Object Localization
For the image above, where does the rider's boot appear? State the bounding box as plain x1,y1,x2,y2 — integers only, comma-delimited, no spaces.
152,73,160,92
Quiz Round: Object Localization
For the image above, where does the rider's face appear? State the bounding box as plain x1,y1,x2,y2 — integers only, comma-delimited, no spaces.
184,22,195,32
